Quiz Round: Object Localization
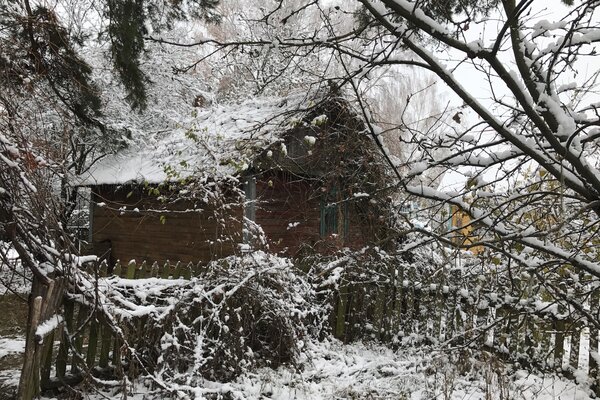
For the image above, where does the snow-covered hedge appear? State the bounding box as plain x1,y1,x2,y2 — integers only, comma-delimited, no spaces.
102,251,320,391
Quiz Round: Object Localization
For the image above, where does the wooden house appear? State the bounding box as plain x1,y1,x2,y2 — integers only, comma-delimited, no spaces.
77,93,391,265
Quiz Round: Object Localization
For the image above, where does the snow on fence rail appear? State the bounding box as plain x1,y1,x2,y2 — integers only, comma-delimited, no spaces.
327,263,600,391
25,259,600,396
23,259,208,396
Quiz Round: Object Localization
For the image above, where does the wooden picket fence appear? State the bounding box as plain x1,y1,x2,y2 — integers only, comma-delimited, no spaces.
329,264,600,386
21,259,600,397
23,260,207,397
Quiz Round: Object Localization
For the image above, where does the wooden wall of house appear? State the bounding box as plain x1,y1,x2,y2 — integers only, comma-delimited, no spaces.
90,185,243,265
255,172,366,256
89,175,372,265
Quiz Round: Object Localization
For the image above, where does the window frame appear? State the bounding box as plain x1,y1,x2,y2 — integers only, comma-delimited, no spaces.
319,185,349,238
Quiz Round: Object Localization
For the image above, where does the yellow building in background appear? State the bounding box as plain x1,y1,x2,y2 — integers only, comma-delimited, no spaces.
447,205,484,254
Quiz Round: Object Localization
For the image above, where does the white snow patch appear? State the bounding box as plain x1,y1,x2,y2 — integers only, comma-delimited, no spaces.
311,114,328,125
0,337,25,358
287,222,301,230
303,135,316,146
36,340,596,400
35,314,64,342
77,93,319,186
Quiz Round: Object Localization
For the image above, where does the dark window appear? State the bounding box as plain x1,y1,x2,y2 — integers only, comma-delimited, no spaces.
320,186,348,237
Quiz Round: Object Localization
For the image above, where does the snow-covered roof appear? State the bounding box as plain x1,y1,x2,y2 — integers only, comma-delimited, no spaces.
77,93,322,186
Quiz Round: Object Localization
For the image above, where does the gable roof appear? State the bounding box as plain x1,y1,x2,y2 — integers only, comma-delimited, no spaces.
77,92,334,186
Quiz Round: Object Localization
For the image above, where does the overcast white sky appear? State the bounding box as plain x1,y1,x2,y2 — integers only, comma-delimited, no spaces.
441,0,600,114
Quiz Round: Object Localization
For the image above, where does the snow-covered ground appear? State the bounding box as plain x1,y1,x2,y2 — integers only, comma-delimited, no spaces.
0,330,592,399
0,244,30,295
0,336,25,395
21,339,592,400
0,337,25,359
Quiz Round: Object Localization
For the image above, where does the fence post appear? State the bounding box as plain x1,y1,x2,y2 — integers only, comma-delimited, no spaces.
374,279,386,341
136,261,147,278
568,321,581,373
536,315,554,369
335,284,348,341
400,281,412,338
590,285,599,395
161,260,171,279
151,261,159,277
71,304,88,374
126,260,136,279
141,261,152,278
183,262,193,279
98,318,112,369
174,261,183,279
438,285,451,342
412,283,421,335
17,295,43,400
20,275,67,398
86,316,99,368
430,284,444,344
113,260,122,277
99,260,108,277
475,291,489,347
40,277,65,388
554,317,566,370
56,296,73,378
40,330,55,387
444,288,458,342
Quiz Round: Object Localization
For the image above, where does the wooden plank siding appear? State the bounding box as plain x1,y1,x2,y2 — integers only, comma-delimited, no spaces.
255,173,366,256
91,185,243,265
89,172,369,264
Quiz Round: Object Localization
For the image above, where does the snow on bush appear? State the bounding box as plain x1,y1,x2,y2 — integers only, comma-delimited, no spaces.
102,251,320,393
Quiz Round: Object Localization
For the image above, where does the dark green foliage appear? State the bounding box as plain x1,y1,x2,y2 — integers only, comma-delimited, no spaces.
358,0,578,34
146,0,221,31
186,0,221,23
107,0,149,110
412,0,500,24
355,0,500,34
106,0,221,110
0,4,102,118
2,0,221,113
